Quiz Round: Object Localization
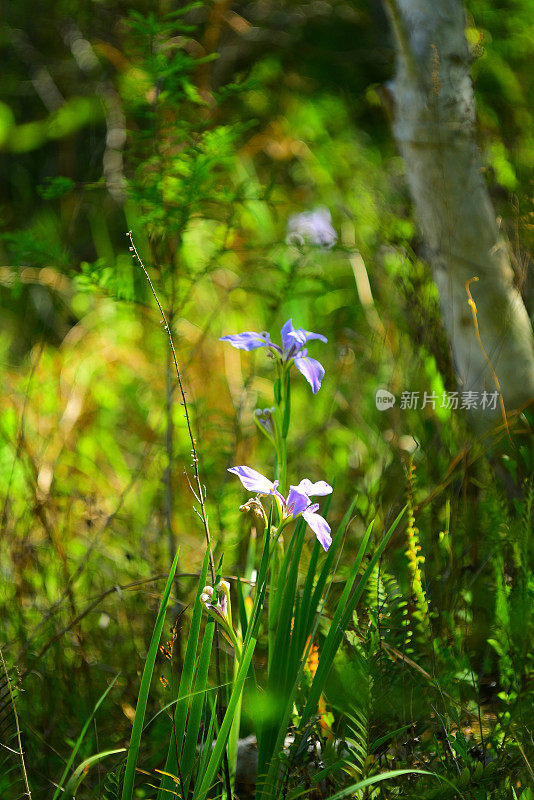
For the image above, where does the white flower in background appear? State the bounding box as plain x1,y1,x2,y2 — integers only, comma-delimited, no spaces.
286,206,337,248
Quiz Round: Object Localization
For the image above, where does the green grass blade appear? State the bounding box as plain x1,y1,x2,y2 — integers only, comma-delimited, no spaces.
259,510,405,799
324,768,467,799
270,520,306,685
257,535,347,800
292,490,350,660
63,749,126,799
158,546,211,798
142,676,233,733
242,510,271,654
370,722,413,751
259,521,306,775
227,654,244,793
299,520,373,721
52,674,119,800
268,519,300,637
121,547,180,800
181,617,216,798
300,509,405,729
302,496,358,648
236,577,248,641
197,692,219,779
193,633,258,800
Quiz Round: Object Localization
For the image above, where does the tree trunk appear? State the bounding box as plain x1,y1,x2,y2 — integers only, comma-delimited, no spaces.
384,0,534,413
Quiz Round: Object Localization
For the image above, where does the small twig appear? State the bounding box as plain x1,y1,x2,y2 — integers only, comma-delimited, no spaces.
127,230,215,584
184,469,202,504
165,312,177,564
0,646,32,798
128,231,235,800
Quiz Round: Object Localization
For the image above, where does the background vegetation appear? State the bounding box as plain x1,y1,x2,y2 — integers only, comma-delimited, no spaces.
0,1,532,798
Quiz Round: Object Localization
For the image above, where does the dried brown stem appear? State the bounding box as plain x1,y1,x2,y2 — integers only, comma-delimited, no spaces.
126,230,215,584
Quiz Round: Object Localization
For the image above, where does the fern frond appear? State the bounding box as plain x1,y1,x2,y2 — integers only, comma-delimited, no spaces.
339,635,371,779
102,762,126,800
404,458,431,645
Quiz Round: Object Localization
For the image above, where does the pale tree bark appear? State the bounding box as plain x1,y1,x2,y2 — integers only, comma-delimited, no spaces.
383,0,534,413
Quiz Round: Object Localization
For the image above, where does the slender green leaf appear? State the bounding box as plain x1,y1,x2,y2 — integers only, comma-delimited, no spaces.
324,768,467,799
257,536,347,800
236,577,248,641
158,546,211,798
63,749,126,800
303,496,358,648
301,509,405,729
259,520,306,776
370,722,413,751
121,547,180,800
274,377,281,404
181,617,216,798
193,633,258,800
197,692,219,779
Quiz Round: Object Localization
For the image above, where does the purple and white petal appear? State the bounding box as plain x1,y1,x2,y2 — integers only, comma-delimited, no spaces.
280,319,296,352
287,327,328,348
228,466,275,495
302,505,332,551
220,331,269,351
294,354,325,393
285,486,311,518
294,478,333,497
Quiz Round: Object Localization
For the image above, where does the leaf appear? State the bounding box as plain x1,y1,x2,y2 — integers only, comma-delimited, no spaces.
62,749,127,799
193,633,259,800
121,547,180,800
102,763,126,800
157,546,211,798
324,768,467,799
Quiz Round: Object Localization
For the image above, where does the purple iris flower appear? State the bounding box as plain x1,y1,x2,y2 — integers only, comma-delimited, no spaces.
286,206,337,249
228,466,333,551
220,318,327,393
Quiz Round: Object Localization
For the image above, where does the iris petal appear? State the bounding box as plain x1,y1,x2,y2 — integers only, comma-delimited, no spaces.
294,355,325,393
294,478,333,497
285,486,311,518
280,319,296,352
302,506,332,551
287,328,328,347
219,332,269,351
228,466,276,495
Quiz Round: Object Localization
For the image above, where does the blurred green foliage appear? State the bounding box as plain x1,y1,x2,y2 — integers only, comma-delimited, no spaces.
0,1,532,798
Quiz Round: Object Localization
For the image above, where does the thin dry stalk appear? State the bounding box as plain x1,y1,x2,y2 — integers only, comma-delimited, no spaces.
0,645,32,798
126,230,215,583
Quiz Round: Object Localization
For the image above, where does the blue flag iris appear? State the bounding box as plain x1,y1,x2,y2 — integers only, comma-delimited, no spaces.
220,318,327,394
228,465,333,551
